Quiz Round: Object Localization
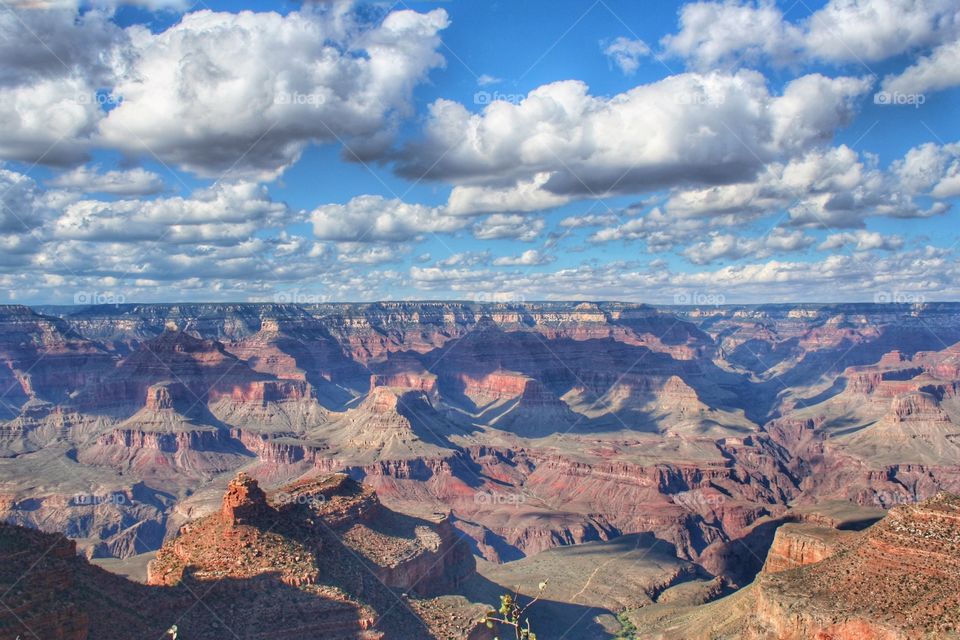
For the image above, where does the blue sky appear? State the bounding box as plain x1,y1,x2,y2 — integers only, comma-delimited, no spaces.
1,0,959,304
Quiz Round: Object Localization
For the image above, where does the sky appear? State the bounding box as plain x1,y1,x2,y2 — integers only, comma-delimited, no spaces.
1,0,959,305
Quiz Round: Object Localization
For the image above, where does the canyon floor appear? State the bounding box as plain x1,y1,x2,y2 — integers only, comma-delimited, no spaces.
3,301,960,638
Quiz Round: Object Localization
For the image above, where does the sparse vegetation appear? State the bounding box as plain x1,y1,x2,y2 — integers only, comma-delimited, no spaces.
484,580,547,640
614,611,638,639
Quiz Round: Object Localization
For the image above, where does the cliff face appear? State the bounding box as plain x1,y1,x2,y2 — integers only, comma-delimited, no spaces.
631,492,960,640
760,523,852,574
145,473,484,637
0,306,114,417
742,493,960,639
0,527,89,640
4,301,960,588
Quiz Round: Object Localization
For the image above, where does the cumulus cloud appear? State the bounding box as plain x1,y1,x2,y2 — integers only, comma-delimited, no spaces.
589,208,703,249
472,214,545,241
53,181,294,244
336,243,410,265
446,173,571,216
804,0,959,63
661,144,952,229
661,1,802,68
681,228,815,264
96,6,449,180
397,246,960,303
492,249,555,266
819,230,905,251
892,141,960,198
0,76,104,166
0,8,125,88
311,195,464,242
558,213,621,229
1,171,44,234
397,72,870,198
662,0,960,68
602,36,651,74
0,8,131,165
47,165,165,195
438,251,491,267
0,3,449,176
883,39,960,96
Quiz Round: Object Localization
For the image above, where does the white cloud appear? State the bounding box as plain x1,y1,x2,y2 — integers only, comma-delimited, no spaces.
96,5,449,179
662,144,952,229
336,243,410,265
446,172,571,216
53,181,293,244
892,141,960,198
661,1,802,68
819,230,905,251
472,214,545,241
0,4,449,176
398,72,871,197
662,0,960,68
477,74,502,86
438,251,491,267
492,249,555,266
395,246,960,304
0,8,130,165
769,74,873,153
0,169,61,234
311,195,465,242
804,0,959,63
681,228,815,264
47,165,165,195
883,39,960,96
602,36,651,74
0,76,104,166
558,213,620,229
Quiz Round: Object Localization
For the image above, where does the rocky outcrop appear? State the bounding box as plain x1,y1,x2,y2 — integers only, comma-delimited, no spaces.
741,493,960,638
145,473,481,637
888,390,951,422
0,520,387,640
0,307,114,417
0,527,89,640
632,492,960,639
8,301,960,616
761,523,851,574
73,330,308,416
221,472,272,525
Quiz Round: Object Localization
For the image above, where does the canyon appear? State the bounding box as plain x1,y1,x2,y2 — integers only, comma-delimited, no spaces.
2,300,960,637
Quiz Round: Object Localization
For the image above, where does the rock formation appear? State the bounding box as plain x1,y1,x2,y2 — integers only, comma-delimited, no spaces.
5,301,960,638
631,492,960,639
0,473,488,640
